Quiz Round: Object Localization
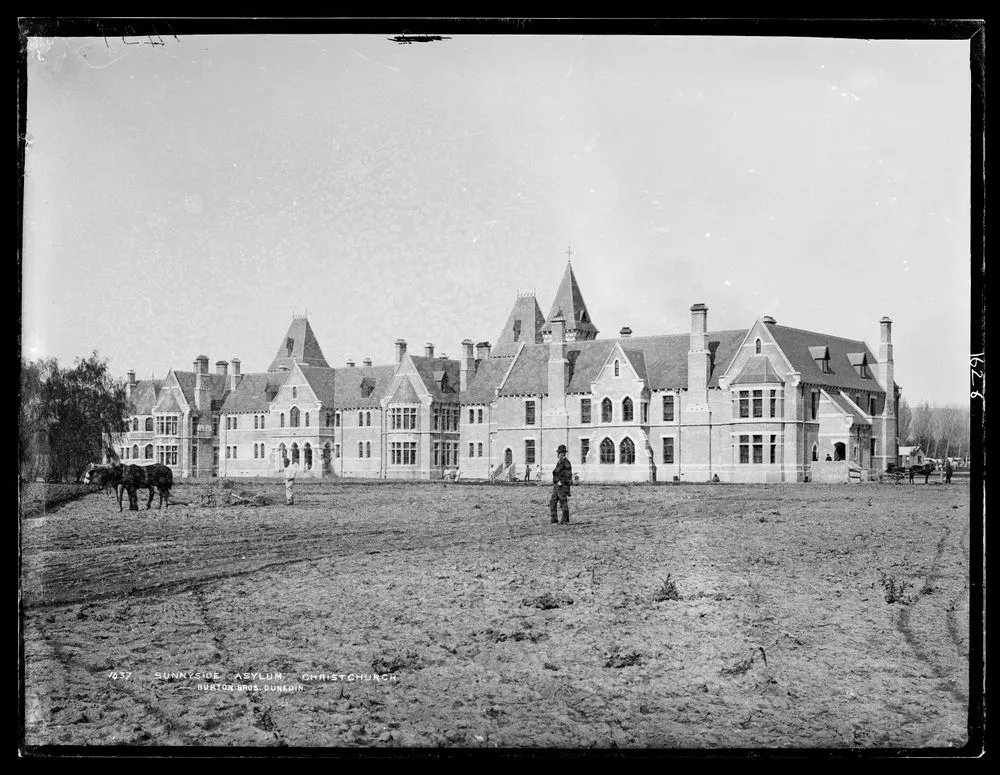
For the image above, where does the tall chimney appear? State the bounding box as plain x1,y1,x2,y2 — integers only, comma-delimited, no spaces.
230,358,241,391
126,370,136,399
878,317,894,412
687,304,710,397
548,315,567,407
476,341,492,361
346,358,355,368
216,360,229,377
424,343,435,358
460,338,475,393
194,356,210,411
362,357,372,367
619,326,632,338
395,339,408,364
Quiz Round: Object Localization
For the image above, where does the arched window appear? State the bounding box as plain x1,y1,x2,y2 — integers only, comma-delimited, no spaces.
620,437,635,464
145,444,153,459
812,444,818,462
358,442,364,458
254,415,259,430
291,443,300,464
145,417,153,432
304,443,312,471
132,444,139,459
755,338,762,354
366,441,371,458
278,443,287,466
614,360,620,377
601,398,613,423
280,413,285,428
253,444,258,459
599,438,615,464
366,411,372,427
132,418,139,431
260,414,265,429
358,412,364,426
292,387,297,399
325,411,331,428
622,397,634,422
305,412,310,427
289,407,300,427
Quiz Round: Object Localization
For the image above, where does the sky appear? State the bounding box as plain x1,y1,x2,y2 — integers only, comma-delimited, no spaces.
22,33,973,405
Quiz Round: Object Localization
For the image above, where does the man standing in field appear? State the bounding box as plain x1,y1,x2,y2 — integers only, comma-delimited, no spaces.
945,458,954,484
283,457,300,505
549,444,572,525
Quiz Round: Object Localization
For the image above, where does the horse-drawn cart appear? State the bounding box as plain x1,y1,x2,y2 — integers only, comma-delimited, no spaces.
880,464,908,484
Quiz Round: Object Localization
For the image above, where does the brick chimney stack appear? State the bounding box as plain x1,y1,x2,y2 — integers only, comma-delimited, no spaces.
460,339,475,393
687,304,710,397
395,339,408,364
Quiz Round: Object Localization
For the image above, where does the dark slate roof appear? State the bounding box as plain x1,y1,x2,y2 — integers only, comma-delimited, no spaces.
462,357,514,404
540,263,599,338
493,294,546,357
410,356,461,403
129,379,163,415
620,348,648,384
299,365,338,407
824,390,872,426
220,372,288,413
768,325,883,393
172,371,230,412
268,316,330,372
333,364,395,409
498,330,748,396
730,354,784,385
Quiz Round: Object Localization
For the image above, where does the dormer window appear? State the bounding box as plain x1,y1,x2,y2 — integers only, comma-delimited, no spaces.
847,353,870,379
809,346,831,374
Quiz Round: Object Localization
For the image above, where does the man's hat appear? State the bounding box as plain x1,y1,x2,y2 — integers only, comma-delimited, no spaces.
557,445,567,454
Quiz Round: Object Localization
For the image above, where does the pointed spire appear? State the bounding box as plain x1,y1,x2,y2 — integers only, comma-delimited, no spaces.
541,261,599,341
268,316,330,372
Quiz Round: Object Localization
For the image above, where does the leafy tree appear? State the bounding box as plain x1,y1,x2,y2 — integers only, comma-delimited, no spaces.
18,353,131,482
897,397,913,444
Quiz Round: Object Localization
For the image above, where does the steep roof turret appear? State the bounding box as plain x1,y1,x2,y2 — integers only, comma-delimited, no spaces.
540,262,599,341
268,315,330,372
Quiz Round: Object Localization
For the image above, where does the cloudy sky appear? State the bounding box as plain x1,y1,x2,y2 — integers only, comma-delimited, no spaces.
22,32,972,405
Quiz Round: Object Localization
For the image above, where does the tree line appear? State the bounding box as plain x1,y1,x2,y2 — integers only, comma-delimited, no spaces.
19,353,131,483
896,398,972,462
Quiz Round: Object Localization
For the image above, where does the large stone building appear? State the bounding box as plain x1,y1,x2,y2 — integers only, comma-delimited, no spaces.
113,263,900,483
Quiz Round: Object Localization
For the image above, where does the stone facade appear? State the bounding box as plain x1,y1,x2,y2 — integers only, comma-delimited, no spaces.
112,268,899,483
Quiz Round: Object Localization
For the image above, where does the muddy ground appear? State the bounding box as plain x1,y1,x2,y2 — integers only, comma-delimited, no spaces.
20,479,974,751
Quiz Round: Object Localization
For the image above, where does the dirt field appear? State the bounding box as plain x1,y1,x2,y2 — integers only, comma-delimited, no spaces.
20,479,974,751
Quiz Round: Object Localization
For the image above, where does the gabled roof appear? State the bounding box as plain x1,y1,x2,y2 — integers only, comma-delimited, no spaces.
333,364,396,409
220,372,288,413
497,330,748,397
620,348,648,384
268,316,330,372
410,355,461,403
169,371,230,413
540,263,599,339
768,325,882,392
462,357,515,404
493,294,546,357
730,354,784,385
129,379,163,415
823,389,872,426
298,365,338,407
390,377,422,403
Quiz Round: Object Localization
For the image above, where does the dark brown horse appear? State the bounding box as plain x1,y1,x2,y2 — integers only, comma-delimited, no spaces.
119,463,173,511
